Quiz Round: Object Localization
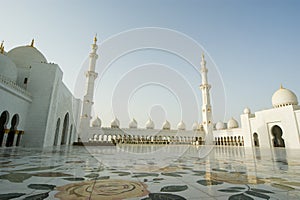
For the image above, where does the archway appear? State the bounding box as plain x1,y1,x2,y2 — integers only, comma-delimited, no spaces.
6,114,19,147
61,113,69,145
68,125,73,144
271,125,285,147
0,111,9,147
253,132,259,147
54,118,60,146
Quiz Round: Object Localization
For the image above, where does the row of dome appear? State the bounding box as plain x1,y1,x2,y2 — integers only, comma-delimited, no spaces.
92,117,240,130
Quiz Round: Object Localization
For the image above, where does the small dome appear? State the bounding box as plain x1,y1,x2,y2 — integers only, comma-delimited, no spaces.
272,85,298,108
0,54,18,82
162,120,171,130
243,107,251,114
198,123,204,131
129,118,137,128
7,45,47,68
146,118,154,129
177,120,186,130
92,117,102,127
111,117,120,128
227,117,239,129
216,121,226,130
192,122,198,131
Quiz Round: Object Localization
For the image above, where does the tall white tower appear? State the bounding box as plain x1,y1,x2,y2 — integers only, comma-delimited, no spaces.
79,36,99,141
199,53,213,144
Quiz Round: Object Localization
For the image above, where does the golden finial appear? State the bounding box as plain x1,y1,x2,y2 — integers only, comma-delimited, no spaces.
280,84,284,89
30,39,34,47
201,52,205,60
0,40,3,49
94,33,97,44
0,46,4,54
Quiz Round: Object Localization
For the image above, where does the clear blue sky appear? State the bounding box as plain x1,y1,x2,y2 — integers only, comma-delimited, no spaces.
1,0,300,129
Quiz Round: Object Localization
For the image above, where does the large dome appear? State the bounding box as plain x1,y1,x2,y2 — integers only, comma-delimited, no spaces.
162,120,171,130
92,116,102,127
7,45,47,68
272,85,298,108
0,54,18,82
227,117,239,129
146,118,154,129
129,118,137,129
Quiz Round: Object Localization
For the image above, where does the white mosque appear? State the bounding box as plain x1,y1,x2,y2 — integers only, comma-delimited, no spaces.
0,40,81,148
1,37,300,149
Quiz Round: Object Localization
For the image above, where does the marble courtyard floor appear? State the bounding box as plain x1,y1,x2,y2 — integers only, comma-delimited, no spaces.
0,145,300,200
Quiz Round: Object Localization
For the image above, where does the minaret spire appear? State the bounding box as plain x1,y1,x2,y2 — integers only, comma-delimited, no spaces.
199,53,213,144
78,36,99,142
94,33,97,44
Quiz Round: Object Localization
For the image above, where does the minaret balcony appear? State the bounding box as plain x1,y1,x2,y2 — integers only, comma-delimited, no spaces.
85,71,98,78
200,84,211,90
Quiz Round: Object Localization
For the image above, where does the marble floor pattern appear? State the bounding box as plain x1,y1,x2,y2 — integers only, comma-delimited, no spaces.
0,145,300,200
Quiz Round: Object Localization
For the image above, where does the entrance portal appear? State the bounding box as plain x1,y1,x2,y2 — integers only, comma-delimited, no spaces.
0,111,9,146
253,132,259,147
6,114,19,147
271,125,285,147
54,118,60,146
61,113,69,145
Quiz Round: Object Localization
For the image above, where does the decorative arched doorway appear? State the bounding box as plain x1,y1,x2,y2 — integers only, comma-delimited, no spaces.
271,125,285,147
6,114,19,147
0,111,9,146
54,118,60,146
253,132,259,147
61,113,69,145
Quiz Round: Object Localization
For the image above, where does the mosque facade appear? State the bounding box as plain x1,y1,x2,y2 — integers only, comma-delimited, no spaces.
1,38,300,149
79,38,300,149
0,40,81,148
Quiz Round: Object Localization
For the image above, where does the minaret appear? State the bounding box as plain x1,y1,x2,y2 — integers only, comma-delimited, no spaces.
199,53,213,144
79,35,99,141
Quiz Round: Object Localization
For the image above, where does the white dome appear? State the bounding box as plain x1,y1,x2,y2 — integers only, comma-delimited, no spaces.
7,45,47,68
227,117,239,129
129,118,137,128
177,120,186,130
146,118,154,129
92,117,102,127
0,54,18,82
111,117,120,128
243,107,251,114
162,120,171,130
216,121,226,130
192,122,199,131
272,85,298,108
198,123,204,131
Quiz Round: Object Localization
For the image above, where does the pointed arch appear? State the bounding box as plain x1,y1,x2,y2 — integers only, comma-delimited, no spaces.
271,125,285,147
253,132,259,147
54,118,61,146
6,114,19,147
68,124,73,144
0,111,9,147
61,113,69,145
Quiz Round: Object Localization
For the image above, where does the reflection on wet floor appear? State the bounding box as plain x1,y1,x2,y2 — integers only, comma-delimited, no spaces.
0,145,300,199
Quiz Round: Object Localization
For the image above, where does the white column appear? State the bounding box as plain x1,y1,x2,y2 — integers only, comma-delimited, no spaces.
79,36,99,141
199,53,213,144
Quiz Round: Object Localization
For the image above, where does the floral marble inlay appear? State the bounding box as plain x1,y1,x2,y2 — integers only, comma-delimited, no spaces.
55,179,149,200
